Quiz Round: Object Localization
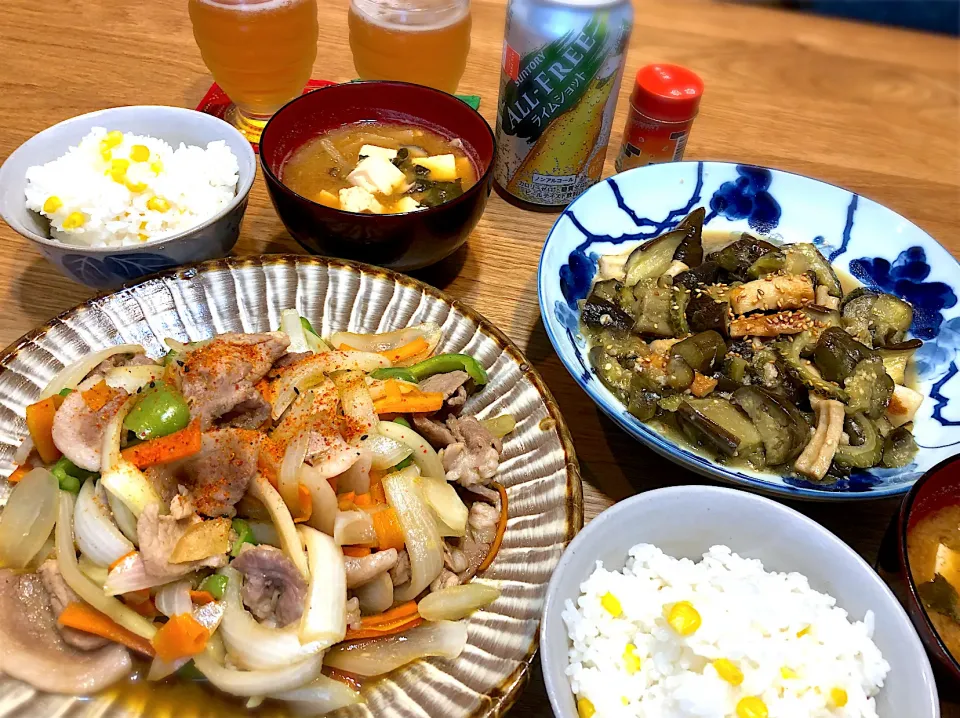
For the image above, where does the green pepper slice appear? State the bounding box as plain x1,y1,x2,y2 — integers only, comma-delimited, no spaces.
50,456,98,492
230,518,257,557
123,382,190,440
370,367,418,383
198,574,229,599
300,316,319,336
392,417,411,429
408,354,488,386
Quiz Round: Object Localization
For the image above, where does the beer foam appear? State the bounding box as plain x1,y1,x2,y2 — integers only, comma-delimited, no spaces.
350,0,468,31
193,0,305,12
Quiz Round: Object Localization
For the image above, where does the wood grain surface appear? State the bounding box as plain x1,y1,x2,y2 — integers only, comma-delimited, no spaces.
0,0,957,713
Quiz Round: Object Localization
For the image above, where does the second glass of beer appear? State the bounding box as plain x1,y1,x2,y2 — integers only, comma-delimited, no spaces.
189,0,319,142
349,0,471,94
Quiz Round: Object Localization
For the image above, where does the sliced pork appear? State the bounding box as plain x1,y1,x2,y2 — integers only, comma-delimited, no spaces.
0,570,131,694
231,545,307,627
38,560,108,651
137,503,228,581
180,428,262,517
418,370,471,410
51,378,129,472
175,332,289,429
440,416,502,488
412,415,456,449
437,501,499,587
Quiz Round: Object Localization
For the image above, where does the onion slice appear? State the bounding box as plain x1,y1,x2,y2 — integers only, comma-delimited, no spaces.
333,510,376,547
324,620,468,676
279,433,309,517
383,467,443,601
193,644,325,697
155,579,192,618
74,479,133,567
366,434,413,471
268,675,363,713
281,309,312,354
104,364,164,393
99,395,161,516
336,449,372,495
105,484,139,544
330,323,441,365
300,464,337,536
39,344,145,399
0,467,59,569
249,474,309,578
298,525,347,647
417,583,500,621
377,422,445,479
56,490,157,640
418,476,467,537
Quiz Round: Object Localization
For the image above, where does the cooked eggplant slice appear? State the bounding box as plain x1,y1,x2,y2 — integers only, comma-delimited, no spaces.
665,354,695,391
678,397,764,461
673,260,720,290
841,291,914,347
877,340,922,385
834,413,883,468
732,386,808,465
813,326,875,383
673,208,705,267
686,293,729,335
590,279,623,305
624,229,688,286
843,357,894,419
670,331,727,374
632,281,688,337
708,235,778,279
882,426,919,468
589,346,632,400
581,295,634,332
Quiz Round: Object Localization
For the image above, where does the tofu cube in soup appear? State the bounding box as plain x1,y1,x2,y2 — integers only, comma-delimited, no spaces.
347,155,407,195
339,186,383,214
359,144,398,160
394,196,423,213
412,154,457,181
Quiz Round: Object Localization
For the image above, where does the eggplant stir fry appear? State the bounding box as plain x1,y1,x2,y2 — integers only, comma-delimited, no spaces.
0,310,513,712
581,209,922,481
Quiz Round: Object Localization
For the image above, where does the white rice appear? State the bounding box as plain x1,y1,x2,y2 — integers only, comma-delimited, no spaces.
24,127,239,248
563,544,889,718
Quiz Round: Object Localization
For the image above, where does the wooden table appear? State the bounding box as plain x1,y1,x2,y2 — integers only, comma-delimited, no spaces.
1,0,958,713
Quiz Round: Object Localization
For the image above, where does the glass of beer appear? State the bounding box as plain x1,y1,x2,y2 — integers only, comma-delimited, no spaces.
348,0,471,94
189,0,319,142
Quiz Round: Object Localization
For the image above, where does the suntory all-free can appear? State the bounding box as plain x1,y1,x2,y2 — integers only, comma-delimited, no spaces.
492,0,633,211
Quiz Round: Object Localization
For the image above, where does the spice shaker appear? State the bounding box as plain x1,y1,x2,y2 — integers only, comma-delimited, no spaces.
615,63,704,172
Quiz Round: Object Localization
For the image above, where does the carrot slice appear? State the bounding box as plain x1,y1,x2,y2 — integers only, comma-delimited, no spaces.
380,337,429,364
337,491,356,511
476,482,508,573
369,480,386,505
189,590,215,606
371,507,405,551
354,492,374,507
25,396,63,464
110,550,138,572
294,483,312,524
82,381,116,412
152,613,210,662
342,546,372,558
372,392,443,415
8,465,31,484
384,379,403,401
121,419,202,468
58,602,156,657
344,601,421,641
124,595,159,618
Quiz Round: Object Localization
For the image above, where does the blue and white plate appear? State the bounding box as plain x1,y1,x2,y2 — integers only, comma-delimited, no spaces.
538,161,960,500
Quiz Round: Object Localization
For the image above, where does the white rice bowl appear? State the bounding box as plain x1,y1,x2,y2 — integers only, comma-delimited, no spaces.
563,544,890,718
24,127,239,248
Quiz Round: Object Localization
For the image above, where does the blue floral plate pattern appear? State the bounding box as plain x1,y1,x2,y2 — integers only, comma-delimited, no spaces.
538,161,960,500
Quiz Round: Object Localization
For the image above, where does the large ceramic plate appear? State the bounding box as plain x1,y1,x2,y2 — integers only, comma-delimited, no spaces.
539,161,960,500
0,255,582,718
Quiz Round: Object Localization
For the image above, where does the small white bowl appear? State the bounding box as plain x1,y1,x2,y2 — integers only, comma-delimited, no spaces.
540,486,940,718
0,105,256,289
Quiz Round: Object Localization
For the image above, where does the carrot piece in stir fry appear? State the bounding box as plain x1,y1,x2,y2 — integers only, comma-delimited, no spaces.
189,590,216,606
58,602,156,657
371,506,405,551
342,546,372,558
344,600,422,641
7,465,30,484
81,381,116,412
121,419,202,468
293,483,312,524
152,613,210,662
476,482,508,573
379,337,429,364
372,392,444,415
25,395,63,463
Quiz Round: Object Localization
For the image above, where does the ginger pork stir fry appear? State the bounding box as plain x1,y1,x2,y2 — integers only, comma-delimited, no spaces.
0,311,512,712
582,209,922,482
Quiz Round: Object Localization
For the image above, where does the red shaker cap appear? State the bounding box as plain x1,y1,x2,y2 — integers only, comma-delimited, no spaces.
631,64,704,122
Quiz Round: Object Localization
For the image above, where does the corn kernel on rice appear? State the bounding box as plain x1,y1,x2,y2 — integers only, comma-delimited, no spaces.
563,544,889,718
24,127,239,247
